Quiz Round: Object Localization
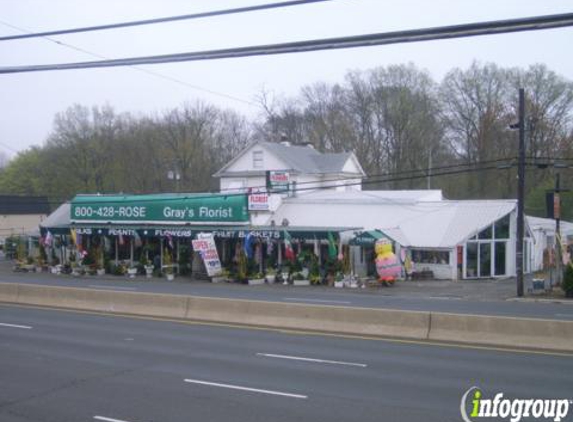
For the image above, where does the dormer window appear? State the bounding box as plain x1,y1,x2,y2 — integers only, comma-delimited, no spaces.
252,150,263,169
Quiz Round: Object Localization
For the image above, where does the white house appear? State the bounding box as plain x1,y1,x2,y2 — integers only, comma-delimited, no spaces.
213,140,366,194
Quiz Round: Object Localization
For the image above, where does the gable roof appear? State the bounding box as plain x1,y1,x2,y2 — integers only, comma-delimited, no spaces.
0,195,50,215
268,192,516,248
214,141,364,177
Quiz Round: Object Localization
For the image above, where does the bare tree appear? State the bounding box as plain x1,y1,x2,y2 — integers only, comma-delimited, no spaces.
440,62,513,197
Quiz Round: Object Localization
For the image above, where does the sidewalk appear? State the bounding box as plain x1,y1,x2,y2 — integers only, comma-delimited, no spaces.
0,254,529,302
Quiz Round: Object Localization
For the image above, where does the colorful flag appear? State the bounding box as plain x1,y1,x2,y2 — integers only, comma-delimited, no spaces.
134,231,142,248
44,230,53,247
313,237,320,257
244,232,254,259
284,230,295,261
328,232,337,260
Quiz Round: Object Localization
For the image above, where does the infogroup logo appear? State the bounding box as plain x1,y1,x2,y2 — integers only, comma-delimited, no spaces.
461,387,572,422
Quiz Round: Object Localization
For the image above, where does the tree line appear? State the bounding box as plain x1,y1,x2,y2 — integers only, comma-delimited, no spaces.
1,61,572,218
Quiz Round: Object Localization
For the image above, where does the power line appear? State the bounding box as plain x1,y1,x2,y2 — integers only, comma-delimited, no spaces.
6,154,572,205
0,21,256,106
1,157,515,206
0,140,20,154
0,0,333,41
1,13,572,74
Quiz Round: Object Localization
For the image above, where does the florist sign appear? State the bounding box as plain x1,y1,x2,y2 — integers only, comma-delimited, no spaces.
71,194,249,224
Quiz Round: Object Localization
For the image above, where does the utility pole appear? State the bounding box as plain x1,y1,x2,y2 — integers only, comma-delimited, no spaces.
427,150,432,190
555,172,562,286
516,88,525,297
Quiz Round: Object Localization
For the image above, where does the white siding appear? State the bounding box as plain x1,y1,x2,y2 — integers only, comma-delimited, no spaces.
224,144,289,173
0,214,47,240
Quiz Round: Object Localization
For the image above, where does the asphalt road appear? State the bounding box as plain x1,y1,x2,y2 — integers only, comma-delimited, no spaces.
1,304,572,422
2,267,573,321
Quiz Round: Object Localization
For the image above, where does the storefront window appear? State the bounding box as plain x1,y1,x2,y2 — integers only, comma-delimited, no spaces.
494,215,510,239
494,241,506,276
478,226,493,239
466,243,478,278
480,243,491,277
412,249,449,264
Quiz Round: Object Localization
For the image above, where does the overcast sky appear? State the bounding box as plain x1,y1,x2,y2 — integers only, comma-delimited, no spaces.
1,0,572,158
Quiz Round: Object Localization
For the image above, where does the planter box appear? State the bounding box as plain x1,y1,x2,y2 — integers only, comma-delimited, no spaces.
248,278,265,286
293,279,310,286
266,274,276,284
166,273,175,281
96,268,106,276
211,276,226,283
145,266,154,278
334,281,344,288
127,268,137,279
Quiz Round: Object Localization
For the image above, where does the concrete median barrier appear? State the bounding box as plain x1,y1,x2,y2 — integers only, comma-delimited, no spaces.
13,284,188,319
0,283,19,303
428,312,573,352
17,284,113,313
107,290,187,319
185,296,431,340
3,282,573,352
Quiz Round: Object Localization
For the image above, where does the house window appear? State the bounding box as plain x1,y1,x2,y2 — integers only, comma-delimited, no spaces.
252,150,263,169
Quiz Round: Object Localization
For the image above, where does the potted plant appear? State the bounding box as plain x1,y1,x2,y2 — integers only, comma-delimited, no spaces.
248,272,266,286
212,269,229,283
265,267,277,284
236,249,248,284
562,263,573,298
164,248,175,281
292,271,310,286
92,246,105,276
127,266,138,278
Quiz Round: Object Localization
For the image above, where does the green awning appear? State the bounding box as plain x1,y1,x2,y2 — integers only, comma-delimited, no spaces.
349,230,387,246
70,193,249,224
67,224,356,241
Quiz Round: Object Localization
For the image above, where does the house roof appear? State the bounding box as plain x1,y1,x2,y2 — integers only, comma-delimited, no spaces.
293,189,443,203
527,215,573,236
268,192,516,248
214,141,364,177
0,195,50,215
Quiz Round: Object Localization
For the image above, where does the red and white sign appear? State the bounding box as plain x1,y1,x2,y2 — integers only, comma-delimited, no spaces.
192,233,222,277
248,193,270,211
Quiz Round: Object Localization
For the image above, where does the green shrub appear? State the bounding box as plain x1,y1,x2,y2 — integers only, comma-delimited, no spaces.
562,264,573,296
